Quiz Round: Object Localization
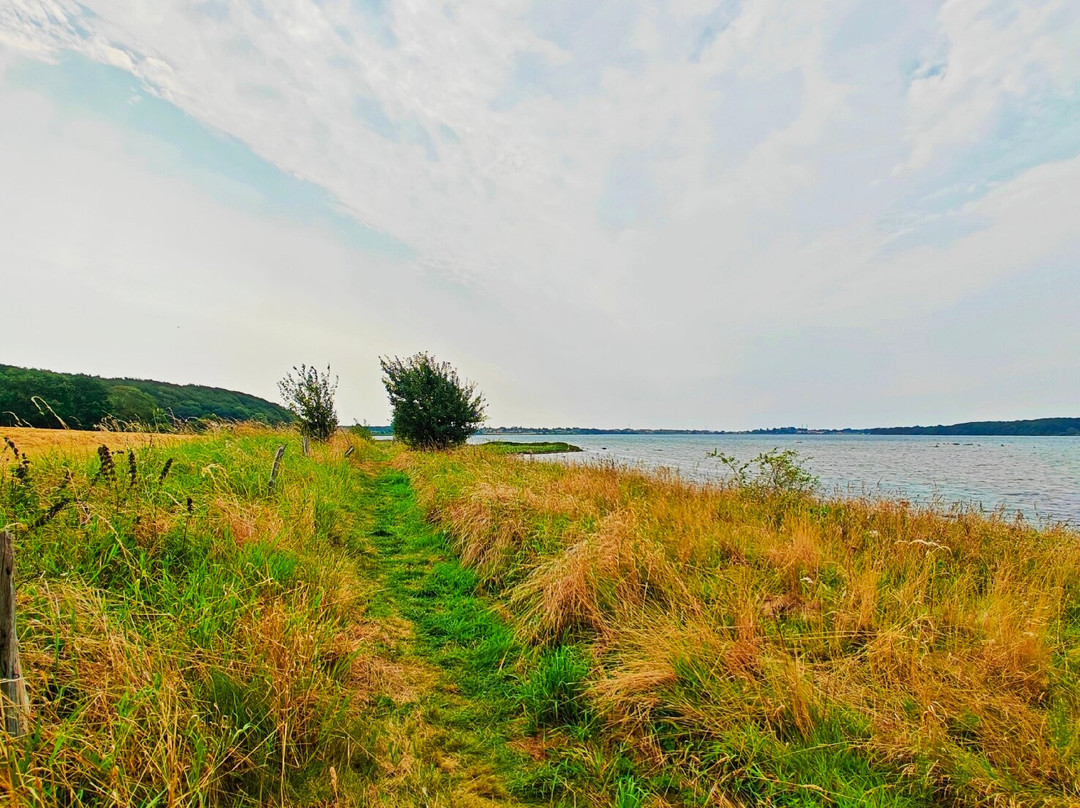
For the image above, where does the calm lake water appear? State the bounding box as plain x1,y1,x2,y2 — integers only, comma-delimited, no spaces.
469,433,1080,526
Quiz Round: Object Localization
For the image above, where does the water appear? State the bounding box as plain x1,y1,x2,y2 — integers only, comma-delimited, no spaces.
470,433,1080,525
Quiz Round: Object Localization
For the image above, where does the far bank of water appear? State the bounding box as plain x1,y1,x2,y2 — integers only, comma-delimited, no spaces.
470,433,1080,525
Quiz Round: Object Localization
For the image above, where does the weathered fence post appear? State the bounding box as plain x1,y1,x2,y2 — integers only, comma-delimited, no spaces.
268,445,286,495
302,436,310,457
0,530,29,738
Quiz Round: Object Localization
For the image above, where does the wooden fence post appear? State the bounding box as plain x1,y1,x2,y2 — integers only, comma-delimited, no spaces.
268,445,286,495
0,530,29,738
302,436,310,457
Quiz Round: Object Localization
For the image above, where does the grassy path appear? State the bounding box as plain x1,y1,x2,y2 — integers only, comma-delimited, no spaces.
354,466,542,806
2,430,601,805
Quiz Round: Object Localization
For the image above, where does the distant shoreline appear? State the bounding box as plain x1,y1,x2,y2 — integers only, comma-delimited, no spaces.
363,416,1079,438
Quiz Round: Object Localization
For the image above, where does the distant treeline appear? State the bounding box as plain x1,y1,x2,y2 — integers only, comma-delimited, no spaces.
479,427,725,435
452,419,1080,438
0,364,293,429
736,419,1079,436
847,418,1080,437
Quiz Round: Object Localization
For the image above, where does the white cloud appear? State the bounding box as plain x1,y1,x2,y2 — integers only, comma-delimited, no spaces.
1,0,1078,428
901,0,1080,172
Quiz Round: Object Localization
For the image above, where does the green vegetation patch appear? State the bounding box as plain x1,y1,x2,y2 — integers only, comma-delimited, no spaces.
481,441,583,455
363,469,541,802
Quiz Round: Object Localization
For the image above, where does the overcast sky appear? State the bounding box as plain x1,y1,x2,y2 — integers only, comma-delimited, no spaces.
1,0,1078,429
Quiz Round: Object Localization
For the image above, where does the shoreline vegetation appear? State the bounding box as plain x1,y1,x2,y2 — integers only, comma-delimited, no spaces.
2,424,1079,806
4,364,1076,437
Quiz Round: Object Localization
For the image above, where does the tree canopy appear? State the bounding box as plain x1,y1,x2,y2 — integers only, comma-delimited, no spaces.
0,365,109,428
278,364,339,441
380,353,486,450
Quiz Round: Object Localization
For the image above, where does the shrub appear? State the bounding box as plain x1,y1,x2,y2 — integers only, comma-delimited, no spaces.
348,424,374,441
278,364,338,441
380,353,486,450
709,448,818,494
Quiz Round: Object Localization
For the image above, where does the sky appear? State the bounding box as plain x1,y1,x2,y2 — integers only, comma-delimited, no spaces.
1,0,1078,430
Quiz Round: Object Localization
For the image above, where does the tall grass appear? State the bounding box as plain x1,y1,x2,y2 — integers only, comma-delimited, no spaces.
7,423,1078,806
0,426,386,805
401,447,1080,806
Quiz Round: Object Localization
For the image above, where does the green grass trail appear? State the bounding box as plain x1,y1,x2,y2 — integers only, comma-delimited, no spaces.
359,463,654,808
353,466,540,806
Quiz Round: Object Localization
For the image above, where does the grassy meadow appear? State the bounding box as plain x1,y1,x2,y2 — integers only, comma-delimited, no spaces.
401,448,1080,807
473,442,583,457
1,426,1078,806
0,427,541,806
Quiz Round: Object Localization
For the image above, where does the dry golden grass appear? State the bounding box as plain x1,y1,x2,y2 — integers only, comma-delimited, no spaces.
1,426,190,457
0,428,418,805
402,446,1080,806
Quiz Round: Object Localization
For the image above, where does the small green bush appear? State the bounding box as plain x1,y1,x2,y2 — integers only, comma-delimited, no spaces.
278,364,339,441
348,424,374,440
380,352,485,450
708,447,818,494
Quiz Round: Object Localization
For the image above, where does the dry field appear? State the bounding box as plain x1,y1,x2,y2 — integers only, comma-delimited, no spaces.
0,426,190,457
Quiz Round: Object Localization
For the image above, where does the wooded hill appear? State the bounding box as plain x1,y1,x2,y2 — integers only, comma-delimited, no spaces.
851,417,1080,436
0,364,292,429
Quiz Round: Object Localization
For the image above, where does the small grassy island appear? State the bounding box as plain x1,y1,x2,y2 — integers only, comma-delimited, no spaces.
2,425,1078,806
480,440,583,455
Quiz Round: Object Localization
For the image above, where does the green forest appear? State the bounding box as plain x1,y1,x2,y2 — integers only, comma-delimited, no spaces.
0,363,292,429
855,417,1080,436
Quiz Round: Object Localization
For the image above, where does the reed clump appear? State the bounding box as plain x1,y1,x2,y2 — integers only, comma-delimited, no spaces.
401,446,1080,806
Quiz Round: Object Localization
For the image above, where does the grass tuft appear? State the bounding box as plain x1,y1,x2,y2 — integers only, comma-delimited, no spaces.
521,645,593,730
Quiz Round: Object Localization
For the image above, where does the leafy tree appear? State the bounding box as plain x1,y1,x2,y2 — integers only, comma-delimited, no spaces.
106,385,161,425
69,375,111,428
278,364,339,441
380,353,486,450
